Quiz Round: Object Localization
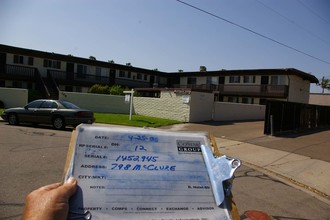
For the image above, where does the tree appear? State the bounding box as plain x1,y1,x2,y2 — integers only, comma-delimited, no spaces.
109,85,129,95
319,77,330,93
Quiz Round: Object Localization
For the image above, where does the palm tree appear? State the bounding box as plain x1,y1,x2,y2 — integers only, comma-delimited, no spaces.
319,77,330,93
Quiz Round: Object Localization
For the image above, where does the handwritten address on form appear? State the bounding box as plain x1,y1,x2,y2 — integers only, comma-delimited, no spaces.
65,124,232,220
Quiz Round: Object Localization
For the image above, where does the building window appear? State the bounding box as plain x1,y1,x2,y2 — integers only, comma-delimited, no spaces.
75,87,82,92
243,76,255,83
229,76,240,83
187,77,197,84
270,75,286,85
13,55,24,64
44,59,61,69
119,71,125,78
137,73,142,80
77,64,87,78
28,57,34,66
95,67,101,80
228,96,239,103
144,74,148,81
242,97,254,104
206,76,213,85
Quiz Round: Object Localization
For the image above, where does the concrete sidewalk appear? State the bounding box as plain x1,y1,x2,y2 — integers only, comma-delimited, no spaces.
215,137,330,203
163,121,330,204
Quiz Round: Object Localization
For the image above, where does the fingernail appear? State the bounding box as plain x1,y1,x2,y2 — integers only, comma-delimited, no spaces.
66,176,76,184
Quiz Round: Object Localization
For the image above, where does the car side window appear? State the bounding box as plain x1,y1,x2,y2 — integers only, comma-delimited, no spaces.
40,101,56,108
26,100,43,108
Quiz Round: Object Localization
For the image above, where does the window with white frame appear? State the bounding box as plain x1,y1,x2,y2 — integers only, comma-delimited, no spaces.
13,55,24,64
229,76,240,83
13,55,34,66
137,73,142,80
243,75,255,83
119,70,131,79
270,75,286,85
44,59,61,69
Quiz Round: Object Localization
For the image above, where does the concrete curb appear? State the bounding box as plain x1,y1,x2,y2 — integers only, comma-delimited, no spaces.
215,137,330,203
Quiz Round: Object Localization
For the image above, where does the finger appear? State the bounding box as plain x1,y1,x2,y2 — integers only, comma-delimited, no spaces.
38,182,62,191
57,177,78,199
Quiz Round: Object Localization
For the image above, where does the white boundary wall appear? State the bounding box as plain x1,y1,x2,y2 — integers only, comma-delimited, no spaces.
0,87,28,108
189,92,214,122
213,102,265,121
309,93,330,106
59,91,130,113
54,90,265,122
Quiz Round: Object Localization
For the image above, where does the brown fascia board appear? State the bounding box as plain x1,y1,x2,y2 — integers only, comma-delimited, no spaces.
0,44,319,83
168,68,319,83
0,44,167,76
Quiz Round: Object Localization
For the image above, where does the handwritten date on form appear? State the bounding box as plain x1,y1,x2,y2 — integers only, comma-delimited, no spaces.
64,124,233,220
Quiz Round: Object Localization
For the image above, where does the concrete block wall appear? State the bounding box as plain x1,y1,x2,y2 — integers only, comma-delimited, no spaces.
0,87,28,108
134,91,190,122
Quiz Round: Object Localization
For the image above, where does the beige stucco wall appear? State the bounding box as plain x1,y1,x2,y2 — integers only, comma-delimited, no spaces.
287,75,310,103
58,91,130,113
213,102,265,121
133,91,190,122
189,92,214,122
309,93,330,106
0,87,28,108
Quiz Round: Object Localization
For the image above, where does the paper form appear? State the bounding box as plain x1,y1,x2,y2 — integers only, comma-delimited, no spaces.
65,124,233,220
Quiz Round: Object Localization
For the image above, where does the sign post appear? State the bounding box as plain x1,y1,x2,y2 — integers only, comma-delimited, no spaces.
123,89,134,120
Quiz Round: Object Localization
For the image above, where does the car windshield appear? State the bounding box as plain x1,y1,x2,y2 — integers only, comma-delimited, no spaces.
59,100,80,109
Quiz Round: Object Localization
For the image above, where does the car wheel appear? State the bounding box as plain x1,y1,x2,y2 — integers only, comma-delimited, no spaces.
8,113,19,125
53,116,65,130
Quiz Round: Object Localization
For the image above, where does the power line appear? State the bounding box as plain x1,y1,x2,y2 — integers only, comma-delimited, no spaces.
176,0,330,65
297,0,330,26
255,0,330,47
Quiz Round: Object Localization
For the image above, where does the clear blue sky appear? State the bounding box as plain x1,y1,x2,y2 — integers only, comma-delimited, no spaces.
1,0,329,93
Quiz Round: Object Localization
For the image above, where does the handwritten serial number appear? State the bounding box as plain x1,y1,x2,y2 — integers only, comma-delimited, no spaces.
115,155,158,162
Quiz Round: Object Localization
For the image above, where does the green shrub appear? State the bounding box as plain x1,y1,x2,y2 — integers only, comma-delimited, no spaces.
88,84,110,94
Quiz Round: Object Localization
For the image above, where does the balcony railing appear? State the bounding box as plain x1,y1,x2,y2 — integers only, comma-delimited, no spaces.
48,70,111,86
173,84,288,98
0,64,36,81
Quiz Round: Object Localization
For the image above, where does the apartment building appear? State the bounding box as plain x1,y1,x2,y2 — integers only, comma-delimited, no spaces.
0,44,318,104
165,68,319,104
0,44,169,99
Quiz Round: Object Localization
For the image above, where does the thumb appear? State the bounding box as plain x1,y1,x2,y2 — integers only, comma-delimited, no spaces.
59,177,78,199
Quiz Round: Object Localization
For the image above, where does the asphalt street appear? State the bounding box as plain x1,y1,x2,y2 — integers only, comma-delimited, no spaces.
0,121,329,219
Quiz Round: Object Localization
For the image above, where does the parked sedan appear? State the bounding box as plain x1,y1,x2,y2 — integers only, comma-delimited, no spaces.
1,99,95,129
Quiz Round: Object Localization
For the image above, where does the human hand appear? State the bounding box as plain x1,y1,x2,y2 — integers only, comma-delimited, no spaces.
23,177,77,220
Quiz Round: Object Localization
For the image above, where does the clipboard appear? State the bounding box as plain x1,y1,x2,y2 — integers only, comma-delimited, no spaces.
63,124,240,220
